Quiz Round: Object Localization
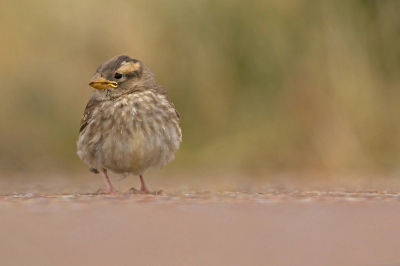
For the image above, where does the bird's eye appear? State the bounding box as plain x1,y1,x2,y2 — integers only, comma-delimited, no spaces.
114,73,122,79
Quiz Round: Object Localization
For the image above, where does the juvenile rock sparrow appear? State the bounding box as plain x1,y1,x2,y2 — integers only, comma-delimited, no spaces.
77,55,182,194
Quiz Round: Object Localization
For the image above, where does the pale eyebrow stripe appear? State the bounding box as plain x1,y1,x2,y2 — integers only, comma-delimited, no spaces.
116,62,140,73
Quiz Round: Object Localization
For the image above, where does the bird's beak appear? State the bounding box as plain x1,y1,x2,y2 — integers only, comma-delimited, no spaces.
88,73,118,90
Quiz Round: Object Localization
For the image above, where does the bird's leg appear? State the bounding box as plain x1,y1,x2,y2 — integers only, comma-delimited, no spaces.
139,175,152,194
100,168,119,195
126,175,153,194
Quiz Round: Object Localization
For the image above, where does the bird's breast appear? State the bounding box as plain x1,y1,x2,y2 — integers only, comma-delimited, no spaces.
99,91,180,138
77,90,181,175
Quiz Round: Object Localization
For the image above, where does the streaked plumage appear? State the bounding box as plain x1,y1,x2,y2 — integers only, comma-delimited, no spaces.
77,55,182,194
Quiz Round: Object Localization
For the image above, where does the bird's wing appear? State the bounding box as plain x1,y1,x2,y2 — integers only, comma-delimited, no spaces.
79,97,101,133
153,85,181,121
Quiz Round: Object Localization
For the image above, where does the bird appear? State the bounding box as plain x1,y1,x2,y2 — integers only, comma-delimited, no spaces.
77,55,182,195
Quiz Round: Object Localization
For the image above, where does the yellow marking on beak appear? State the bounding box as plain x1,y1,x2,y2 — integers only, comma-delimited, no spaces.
88,73,118,90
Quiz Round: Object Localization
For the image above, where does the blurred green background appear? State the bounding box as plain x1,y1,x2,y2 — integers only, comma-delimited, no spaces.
1,0,400,177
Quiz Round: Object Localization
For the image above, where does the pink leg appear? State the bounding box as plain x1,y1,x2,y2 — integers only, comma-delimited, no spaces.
100,168,118,195
139,175,152,194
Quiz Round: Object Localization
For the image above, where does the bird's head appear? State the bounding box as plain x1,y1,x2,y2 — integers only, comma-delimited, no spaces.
88,55,156,96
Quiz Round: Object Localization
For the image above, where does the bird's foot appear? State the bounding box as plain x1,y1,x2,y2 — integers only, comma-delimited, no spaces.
127,187,140,194
140,187,154,195
126,187,155,195
156,190,167,195
96,188,108,195
96,188,121,195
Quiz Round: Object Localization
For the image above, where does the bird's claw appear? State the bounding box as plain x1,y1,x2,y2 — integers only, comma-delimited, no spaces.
127,187,156,195
96,189,109,195
96,188,121,196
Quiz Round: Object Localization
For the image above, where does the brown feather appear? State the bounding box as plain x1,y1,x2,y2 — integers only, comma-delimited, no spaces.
79,97,102,133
